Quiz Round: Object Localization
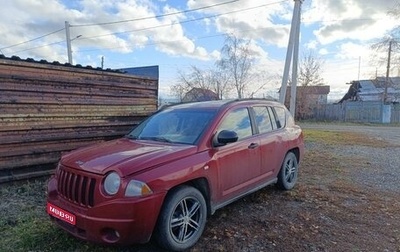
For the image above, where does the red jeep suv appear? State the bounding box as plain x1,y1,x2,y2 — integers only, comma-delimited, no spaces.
47,99,304,251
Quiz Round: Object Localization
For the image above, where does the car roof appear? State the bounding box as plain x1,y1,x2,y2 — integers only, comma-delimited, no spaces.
162,99,283,111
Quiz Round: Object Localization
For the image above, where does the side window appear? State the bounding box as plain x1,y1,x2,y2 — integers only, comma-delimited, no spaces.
274,107,286,129
218,108,252,140
253,106,273,134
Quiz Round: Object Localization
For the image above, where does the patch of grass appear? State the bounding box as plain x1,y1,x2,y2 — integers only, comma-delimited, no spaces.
0,178,163,251
303,129,390,147
300,121,400,127
0,215,122,252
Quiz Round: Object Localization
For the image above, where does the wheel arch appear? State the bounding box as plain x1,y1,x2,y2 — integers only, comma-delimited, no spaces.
162,177,212,216
288,147,300,164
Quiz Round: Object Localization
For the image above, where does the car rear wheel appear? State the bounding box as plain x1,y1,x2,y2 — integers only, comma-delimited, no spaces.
277,152,298,190
155,186,207,251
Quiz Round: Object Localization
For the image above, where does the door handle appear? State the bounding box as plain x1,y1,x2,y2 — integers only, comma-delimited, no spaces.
248,143,259,149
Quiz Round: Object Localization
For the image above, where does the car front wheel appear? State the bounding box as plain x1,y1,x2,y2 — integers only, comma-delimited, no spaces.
277,152,298,190
154,185,207,251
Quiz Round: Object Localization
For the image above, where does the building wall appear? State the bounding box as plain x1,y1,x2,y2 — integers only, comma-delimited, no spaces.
284,85,330,120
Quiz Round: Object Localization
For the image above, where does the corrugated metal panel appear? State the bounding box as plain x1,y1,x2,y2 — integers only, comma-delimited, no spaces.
0,57,158,182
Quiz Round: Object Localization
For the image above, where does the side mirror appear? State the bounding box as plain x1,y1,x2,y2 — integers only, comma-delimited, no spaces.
215,130,238,146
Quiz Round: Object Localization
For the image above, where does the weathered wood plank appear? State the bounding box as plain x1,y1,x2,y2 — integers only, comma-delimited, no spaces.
0,80,158,97
0,57,158,182
0,118,144,131
0,125,131,145
0,91,157,105
0,75,158,91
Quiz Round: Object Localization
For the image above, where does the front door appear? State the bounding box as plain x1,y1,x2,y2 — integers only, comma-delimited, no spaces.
213,107,261,201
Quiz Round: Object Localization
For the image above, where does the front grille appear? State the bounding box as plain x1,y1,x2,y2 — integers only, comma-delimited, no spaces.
57,167,96,207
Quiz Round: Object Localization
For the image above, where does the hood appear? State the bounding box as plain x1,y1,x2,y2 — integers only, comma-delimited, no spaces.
61,138,197,176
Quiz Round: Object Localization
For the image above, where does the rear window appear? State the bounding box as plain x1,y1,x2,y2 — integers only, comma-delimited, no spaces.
253,106,273,134
274,107,286,129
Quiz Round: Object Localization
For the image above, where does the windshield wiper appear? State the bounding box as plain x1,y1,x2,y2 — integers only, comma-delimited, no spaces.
138,136,172,143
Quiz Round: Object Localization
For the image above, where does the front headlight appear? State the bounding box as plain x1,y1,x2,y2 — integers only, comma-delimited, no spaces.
103,172,121,195
125,180,153,197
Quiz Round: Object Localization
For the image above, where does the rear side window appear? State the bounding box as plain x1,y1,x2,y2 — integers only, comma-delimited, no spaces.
218,108,252,140
274,107,286,129
253,106,273,134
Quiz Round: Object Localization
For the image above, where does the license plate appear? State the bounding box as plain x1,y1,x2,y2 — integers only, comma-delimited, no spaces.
47,203,76,225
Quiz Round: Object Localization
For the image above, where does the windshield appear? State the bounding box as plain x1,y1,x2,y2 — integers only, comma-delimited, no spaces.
127,108,216,145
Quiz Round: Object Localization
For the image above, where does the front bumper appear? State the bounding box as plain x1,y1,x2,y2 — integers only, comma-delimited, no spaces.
47,176,165,245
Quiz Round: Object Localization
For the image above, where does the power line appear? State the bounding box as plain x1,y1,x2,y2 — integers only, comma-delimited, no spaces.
1,1,239,52
9,40,66,54
77,34,226,53
3,1,283,56
0,28,65,50
302,17,382,24
5,0,376,57
71,0,240,27
77,1,286,41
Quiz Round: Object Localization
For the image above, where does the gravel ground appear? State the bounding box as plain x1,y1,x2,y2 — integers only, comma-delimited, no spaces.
300,123,400,193
2,122,399,251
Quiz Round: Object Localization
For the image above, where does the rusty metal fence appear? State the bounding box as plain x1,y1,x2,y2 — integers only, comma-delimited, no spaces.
0,57,158,182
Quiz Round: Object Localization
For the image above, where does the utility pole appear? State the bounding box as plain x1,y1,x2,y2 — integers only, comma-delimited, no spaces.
279,0,303,117
289,7,301,116
384,39,392,103
65,21,73,64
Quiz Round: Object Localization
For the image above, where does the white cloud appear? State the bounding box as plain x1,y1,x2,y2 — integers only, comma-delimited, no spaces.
1,0,399,99
0,0,220,61
305,40,318,50
304,0,397,45
319,48,329,55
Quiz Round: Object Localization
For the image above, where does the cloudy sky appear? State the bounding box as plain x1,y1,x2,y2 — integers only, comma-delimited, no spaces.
0,0,399,101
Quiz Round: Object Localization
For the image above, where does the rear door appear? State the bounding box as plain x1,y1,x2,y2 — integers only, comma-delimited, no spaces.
252,106,283,178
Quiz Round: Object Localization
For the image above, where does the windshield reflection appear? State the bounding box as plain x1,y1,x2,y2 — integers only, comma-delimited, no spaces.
128,109,216,145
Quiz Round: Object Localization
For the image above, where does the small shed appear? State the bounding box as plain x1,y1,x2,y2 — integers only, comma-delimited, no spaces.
284,85,330,119
182,88,219,102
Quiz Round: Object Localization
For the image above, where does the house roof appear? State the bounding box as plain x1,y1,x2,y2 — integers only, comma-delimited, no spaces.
182,88,219,102
339,78,400,103
284,85,330,95
298,85,330,94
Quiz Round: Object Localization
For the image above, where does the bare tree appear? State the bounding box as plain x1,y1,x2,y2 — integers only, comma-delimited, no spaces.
217,35,255,98
298,50,324,86
388,1,400,23
371,36,400,102
170,81,187,102
171,66,231,100
174,34,265,100
171,66,206,101
209,69,231,99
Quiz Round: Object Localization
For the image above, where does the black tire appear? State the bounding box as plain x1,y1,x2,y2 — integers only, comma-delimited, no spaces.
277,152,298,190
154,186,207,251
